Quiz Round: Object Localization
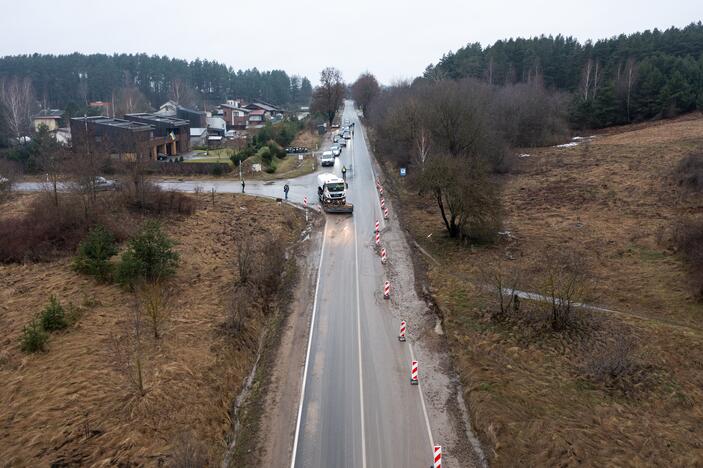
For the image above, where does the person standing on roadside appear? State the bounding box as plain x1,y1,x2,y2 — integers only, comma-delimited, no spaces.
241,179,245,193
341,165,347,180
284,183,289,200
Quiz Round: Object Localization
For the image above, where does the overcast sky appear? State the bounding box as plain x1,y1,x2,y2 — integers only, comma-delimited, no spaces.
0,0,700,85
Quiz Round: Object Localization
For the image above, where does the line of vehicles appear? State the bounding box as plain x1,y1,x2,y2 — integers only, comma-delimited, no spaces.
317,122,354,213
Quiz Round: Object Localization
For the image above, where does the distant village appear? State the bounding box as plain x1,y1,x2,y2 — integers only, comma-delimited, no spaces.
30,99,311,161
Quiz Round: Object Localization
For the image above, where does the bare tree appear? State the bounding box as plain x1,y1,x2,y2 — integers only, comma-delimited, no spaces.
351,72,380,116
252,233,286,316
137,281,172,339
481,265,521,320
35,125,66,207
0,76,34,139
114,86,151,116
224,285,249,334
168,78,200,108
236,234,254,284
536,251,591,331
311,67,345,125
110,303,147,396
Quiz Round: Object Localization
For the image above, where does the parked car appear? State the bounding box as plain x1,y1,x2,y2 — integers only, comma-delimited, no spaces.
343,131,351,140
331,144,342,157
333,134,340,143
338,138,347,147
320,151,335,166
94,176,116,191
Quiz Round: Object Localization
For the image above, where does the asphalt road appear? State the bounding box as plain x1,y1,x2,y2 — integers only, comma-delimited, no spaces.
291,102,434,468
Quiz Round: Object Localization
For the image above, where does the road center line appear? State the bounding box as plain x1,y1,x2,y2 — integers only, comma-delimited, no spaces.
350,111,369,468
353,197,368,468
289,219,327,468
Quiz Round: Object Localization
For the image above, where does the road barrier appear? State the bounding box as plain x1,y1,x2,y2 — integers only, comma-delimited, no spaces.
434,445,442,468
383,207,389,220
410,360,418,385
304,196,308,208
375,232,380,246
380,248,387,264
383,281,390,299
398,320,406,341
380,197,385,208
379,186,384,195
375,220,380,233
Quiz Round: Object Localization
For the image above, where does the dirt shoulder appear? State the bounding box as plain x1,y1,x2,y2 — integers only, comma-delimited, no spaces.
237,214,324,467
0,193,306,466
385,115,703,466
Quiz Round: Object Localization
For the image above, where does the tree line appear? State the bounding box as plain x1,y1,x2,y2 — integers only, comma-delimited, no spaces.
424,22,703,127
0,53,312,137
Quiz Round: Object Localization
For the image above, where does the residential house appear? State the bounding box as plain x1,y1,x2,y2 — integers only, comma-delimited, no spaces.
70,116,154,160
244,101,281,119
32,109,64,132
156,100,206,128
221,103,250,129
190,127,208,147
248,109,266,127
206,116,227,136
124,113,190,157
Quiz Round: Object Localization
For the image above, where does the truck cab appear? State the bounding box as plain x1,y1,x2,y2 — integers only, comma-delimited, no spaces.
317,173,347,205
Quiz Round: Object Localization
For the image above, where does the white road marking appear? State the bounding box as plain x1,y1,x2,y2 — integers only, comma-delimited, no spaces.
353,197,368,468
290,219,328,468
350,109,368,468
409,343,435,449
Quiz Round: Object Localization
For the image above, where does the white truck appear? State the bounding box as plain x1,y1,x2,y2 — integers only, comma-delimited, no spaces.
317,173,353,213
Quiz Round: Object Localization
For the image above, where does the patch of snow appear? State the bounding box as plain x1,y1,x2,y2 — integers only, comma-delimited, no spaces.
518,153,531,158
555,142,579,148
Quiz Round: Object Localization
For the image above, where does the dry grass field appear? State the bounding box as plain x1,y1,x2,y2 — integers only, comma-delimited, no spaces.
392,114,703,466
0,192,305,466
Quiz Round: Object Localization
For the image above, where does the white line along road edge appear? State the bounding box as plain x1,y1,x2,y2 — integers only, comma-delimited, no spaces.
290,219,328,468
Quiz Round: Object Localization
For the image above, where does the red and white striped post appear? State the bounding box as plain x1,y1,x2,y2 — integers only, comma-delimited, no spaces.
303,196,308,208
375,232,380,246
380,248,387,264
383,207,389,220
379,186,384,195
383,281,390,299
375,220,380,233
380,198,385,209
398,320,406,341
410,360,418,385
433,445,442,468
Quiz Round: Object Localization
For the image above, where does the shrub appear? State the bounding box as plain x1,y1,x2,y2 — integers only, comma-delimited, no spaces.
40,295,68,331
674,152,703,192
20,318,49,353
211,164,224,176
257,146,273,166
0,194,88,263
116,221,179,287
73,225,118,281
674,217,703,298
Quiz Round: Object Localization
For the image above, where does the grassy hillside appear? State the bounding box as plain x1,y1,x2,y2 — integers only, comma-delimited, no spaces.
392,114,703,466
0,193,305,465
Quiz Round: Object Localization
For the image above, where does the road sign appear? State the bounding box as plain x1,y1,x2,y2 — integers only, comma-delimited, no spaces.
298,154,304,161
400,167,407,177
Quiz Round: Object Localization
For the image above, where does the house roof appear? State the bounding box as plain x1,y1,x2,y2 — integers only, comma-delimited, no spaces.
190,128,207,137
245,101,279,112
71,116,153,132
221,103,251,112
33,109,64,119
249,109,266,116
124,113,190,128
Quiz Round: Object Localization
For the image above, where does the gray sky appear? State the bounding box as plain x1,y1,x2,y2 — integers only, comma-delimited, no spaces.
0,0,700,85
